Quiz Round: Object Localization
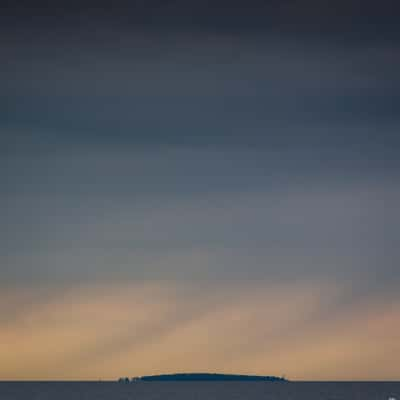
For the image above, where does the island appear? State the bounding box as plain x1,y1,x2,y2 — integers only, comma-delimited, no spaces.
118,373,287,382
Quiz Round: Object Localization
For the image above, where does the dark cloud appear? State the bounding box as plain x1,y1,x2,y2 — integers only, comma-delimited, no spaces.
1,145,398,287
0,0,398,308
1,32,399,157
1,0,399,41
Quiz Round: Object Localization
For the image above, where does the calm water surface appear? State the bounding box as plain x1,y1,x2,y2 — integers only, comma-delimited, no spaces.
0,381,399,400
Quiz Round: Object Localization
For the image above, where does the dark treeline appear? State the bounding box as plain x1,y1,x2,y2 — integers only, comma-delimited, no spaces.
119,373,287,382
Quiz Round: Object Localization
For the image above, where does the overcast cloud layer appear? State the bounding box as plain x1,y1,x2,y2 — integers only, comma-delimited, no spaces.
1,0,399,380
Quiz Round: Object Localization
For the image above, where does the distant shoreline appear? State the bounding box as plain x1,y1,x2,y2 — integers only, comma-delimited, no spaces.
118,373,287,382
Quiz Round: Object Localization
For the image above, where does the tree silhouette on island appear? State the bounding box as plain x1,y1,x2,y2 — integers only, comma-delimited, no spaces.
118,373,287,382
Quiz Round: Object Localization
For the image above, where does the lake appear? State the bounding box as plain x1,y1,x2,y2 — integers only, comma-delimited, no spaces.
0,381,399,399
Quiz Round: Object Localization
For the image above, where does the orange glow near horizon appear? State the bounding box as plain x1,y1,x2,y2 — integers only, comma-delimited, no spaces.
1,281,399,381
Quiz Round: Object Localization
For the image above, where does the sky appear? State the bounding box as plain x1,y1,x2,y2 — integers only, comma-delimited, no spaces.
1,0,399,380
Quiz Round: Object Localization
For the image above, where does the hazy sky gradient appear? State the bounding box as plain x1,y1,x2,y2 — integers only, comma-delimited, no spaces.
1,0,399,380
